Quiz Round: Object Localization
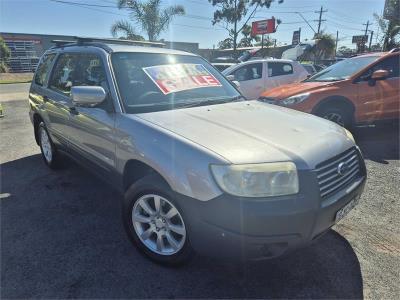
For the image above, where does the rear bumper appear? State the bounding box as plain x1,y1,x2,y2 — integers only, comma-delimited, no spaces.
173,172,366,261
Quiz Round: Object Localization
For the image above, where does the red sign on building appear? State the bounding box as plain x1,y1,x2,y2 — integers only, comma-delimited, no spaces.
251,19,276,35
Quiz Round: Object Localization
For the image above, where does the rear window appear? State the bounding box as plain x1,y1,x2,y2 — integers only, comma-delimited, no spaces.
34,53,56,86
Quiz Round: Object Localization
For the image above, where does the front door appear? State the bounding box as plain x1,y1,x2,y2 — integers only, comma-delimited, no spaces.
46,53,77,146
65,53,117,172
355,54,400,122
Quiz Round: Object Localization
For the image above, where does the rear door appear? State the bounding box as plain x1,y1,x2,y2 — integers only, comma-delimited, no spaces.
267,61,297,89
29,52,57,133
230,62,264,99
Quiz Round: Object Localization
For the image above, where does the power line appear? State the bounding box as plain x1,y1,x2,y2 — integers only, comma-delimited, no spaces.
48,0,228,32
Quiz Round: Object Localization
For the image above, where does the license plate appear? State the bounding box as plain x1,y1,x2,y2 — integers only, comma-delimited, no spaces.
335,195,360,222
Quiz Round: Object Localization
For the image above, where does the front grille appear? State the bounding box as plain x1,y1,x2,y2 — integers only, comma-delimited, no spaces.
316,147,362,198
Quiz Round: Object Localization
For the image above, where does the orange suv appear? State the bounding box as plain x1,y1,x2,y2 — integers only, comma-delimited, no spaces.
259,50,400,127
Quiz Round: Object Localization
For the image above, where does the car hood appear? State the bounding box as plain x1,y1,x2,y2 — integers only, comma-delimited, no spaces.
136,101,354,169
261,81,339,100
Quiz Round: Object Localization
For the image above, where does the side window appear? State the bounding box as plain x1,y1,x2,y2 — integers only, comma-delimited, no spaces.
268,62,294,77
49,53,108,96
34,53,56,86
365,56,400,79
49,54,79,95
233,63,263,82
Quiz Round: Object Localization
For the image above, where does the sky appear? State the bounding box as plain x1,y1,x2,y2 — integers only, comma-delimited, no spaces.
0,0,385,49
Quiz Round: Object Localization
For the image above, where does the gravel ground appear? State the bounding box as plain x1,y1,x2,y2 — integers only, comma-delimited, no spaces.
1,87,399,299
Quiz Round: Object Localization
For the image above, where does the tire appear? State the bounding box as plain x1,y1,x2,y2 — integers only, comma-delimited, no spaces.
316,106,353,128
122,174,195,266
38,122,62,169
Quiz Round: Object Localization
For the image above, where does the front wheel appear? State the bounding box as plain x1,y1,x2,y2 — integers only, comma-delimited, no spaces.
122,175,194,266
316,106,353,128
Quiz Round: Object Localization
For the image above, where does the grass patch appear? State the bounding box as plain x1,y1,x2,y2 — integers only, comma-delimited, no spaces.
0,79,32,84
0,73,33,84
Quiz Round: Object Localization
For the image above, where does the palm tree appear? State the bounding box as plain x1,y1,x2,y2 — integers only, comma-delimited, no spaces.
313,32,336,59
114,0,185,41
111,20,144,40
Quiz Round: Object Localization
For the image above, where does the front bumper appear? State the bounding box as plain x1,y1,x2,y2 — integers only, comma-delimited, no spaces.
173,170,366,261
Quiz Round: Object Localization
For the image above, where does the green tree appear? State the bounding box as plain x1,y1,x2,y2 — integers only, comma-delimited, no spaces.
238,24,260,47
111,20,144,40
209,0,283,57
218,38,234,49
0,37,10,73
313,32,336,59
374,0,400,51
337,45,353,56
114,0,185,41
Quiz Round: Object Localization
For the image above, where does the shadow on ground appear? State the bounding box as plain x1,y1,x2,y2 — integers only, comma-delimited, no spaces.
1,154,364,299
354,122,399,163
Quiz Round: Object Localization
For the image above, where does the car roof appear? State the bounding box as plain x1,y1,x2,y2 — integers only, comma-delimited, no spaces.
49,40,197,57
242,58,295,63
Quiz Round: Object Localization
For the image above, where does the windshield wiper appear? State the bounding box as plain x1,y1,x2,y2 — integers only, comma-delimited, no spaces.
177,95,244,109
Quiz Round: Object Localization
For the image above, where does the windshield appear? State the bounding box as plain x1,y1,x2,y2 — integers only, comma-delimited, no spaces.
306,56,380,82
111,52,242,113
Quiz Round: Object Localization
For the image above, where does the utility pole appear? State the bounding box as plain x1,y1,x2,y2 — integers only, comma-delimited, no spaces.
315,6,327,36
362,20,370,52
369,30,374,51
335,30,339,56
298,27,301,44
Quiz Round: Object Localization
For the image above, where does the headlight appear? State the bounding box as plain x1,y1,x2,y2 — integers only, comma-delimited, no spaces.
211,162,299,197
281,93,310,106
344,128,355,143
258,97,277,104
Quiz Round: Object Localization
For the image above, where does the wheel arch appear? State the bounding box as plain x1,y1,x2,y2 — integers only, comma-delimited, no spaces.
33,113,44,145
312,95,356,116
122,159,170,192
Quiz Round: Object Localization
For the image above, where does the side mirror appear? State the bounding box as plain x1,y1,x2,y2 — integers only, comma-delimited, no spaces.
371,69,389,80
226,74,235,81
71,86,106,107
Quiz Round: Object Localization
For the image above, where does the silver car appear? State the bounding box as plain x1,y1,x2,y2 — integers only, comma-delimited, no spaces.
29,38,366,266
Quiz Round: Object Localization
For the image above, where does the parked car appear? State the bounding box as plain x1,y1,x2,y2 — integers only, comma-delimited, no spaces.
29,37,366,266
222,59,309,99
259,50,400,127
301,63,318,75
212,62,236,72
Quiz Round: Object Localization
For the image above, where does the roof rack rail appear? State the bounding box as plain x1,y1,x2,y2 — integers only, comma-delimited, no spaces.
51,36,165,48
51,39,76,47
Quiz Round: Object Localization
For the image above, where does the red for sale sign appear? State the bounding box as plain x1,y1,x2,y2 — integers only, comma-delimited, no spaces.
143,64,222,95
251,18,276,35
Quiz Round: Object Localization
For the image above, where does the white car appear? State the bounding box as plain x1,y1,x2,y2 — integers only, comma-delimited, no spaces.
223,59,309,99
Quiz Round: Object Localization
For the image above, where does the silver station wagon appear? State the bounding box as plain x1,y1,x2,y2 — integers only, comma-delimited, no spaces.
29,37,366,266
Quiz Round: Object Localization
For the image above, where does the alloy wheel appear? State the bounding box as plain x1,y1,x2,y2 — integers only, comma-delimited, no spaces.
132,194,186,255
40,128,53,163
324,112,344,126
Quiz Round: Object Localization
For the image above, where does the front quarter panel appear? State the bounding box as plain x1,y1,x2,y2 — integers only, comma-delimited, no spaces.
115,114,228,201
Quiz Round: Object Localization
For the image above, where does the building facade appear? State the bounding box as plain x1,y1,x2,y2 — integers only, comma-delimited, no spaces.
1,32,199,73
